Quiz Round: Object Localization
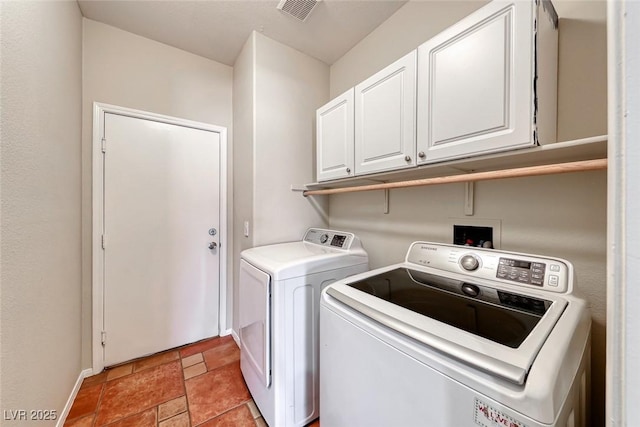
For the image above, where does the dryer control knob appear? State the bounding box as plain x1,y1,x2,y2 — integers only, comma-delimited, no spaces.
460,255,480,271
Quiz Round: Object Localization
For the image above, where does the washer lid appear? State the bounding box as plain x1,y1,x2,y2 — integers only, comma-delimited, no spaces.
326,264,568,385
241,241,368,280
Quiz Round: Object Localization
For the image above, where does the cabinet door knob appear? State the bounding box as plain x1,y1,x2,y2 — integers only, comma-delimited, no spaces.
346,167,351,174
418,151,426,159
404,155,411,162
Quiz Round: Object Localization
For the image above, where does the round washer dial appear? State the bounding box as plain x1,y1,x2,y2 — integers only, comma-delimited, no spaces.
460,254,480,271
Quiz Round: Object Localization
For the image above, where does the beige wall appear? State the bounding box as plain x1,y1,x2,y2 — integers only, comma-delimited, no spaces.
328,1,608,425
0,0,83,420
82,19,234,366
555,1,608,141
231,31,330,334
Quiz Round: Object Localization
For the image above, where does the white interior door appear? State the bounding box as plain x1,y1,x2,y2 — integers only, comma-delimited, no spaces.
102,112,221,367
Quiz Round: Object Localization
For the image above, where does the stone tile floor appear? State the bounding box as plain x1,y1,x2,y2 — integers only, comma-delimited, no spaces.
64,335,321,427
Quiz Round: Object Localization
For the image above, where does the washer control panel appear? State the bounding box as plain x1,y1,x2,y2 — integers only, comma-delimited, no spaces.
406,242,571,293
304,228,353,249
497,258,548,286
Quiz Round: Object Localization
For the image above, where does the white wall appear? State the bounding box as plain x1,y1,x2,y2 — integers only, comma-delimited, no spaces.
82,19,234,366
0,0,83,420
253,32,330,245
231,31,329,333
232,33,256,337
327,1,608,425
330,1,488,98
607,1,640,424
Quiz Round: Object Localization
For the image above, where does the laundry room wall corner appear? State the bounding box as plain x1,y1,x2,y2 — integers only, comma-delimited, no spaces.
252,32,330,246
232,32,256,336
231,31,329,335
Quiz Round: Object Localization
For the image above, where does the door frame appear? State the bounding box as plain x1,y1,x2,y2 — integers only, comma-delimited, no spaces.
91,103,229,373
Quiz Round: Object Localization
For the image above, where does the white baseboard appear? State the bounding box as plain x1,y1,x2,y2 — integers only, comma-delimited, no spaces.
57,368,93,427
221,327,241,347
231,330,240,347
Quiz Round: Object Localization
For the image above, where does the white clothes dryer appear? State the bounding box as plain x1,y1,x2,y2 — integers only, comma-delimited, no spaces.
239,228,368,427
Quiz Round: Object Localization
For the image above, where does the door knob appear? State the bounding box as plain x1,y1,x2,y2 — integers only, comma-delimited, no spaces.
208,242,217,250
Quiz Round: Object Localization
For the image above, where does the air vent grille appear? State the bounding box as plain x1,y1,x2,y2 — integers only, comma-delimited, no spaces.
277,0,320,22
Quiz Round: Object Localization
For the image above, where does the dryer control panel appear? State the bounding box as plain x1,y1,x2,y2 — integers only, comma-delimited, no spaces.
303,228,355,249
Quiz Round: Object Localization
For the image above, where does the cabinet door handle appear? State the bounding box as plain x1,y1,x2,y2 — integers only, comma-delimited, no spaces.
404,155,412,162
418,151,426,159
346,167,351,174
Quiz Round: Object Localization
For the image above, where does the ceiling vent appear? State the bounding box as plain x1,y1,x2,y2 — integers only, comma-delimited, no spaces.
277,0,320,22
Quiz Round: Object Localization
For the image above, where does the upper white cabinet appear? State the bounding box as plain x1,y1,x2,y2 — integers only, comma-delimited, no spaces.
315,0,559,183
354,51,417,175
416,1,558,164
316,89,354,182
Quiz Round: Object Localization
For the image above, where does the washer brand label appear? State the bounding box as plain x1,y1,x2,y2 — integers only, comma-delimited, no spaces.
420,245,438,251
474,398,528,427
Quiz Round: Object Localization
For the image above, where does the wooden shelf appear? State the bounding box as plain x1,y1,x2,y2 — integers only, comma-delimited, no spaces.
302,135,607,196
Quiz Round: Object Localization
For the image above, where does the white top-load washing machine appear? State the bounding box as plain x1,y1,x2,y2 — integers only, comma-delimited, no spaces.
239,228,368,427
320,241,591,427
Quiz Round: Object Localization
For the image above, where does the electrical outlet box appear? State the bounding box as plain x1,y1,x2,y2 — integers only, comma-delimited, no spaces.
454,225,493,248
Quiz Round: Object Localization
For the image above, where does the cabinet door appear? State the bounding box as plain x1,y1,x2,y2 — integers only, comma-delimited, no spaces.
316,89,354,182
417,1,535,164
355,51,417,175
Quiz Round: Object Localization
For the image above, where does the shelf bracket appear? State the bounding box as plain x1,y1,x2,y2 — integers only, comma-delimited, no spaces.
464,181,474,216
384,188,390,214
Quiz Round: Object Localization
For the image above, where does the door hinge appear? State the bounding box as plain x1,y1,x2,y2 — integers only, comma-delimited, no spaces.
101,234,106,249
101,331,107,346
101,137,106,153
